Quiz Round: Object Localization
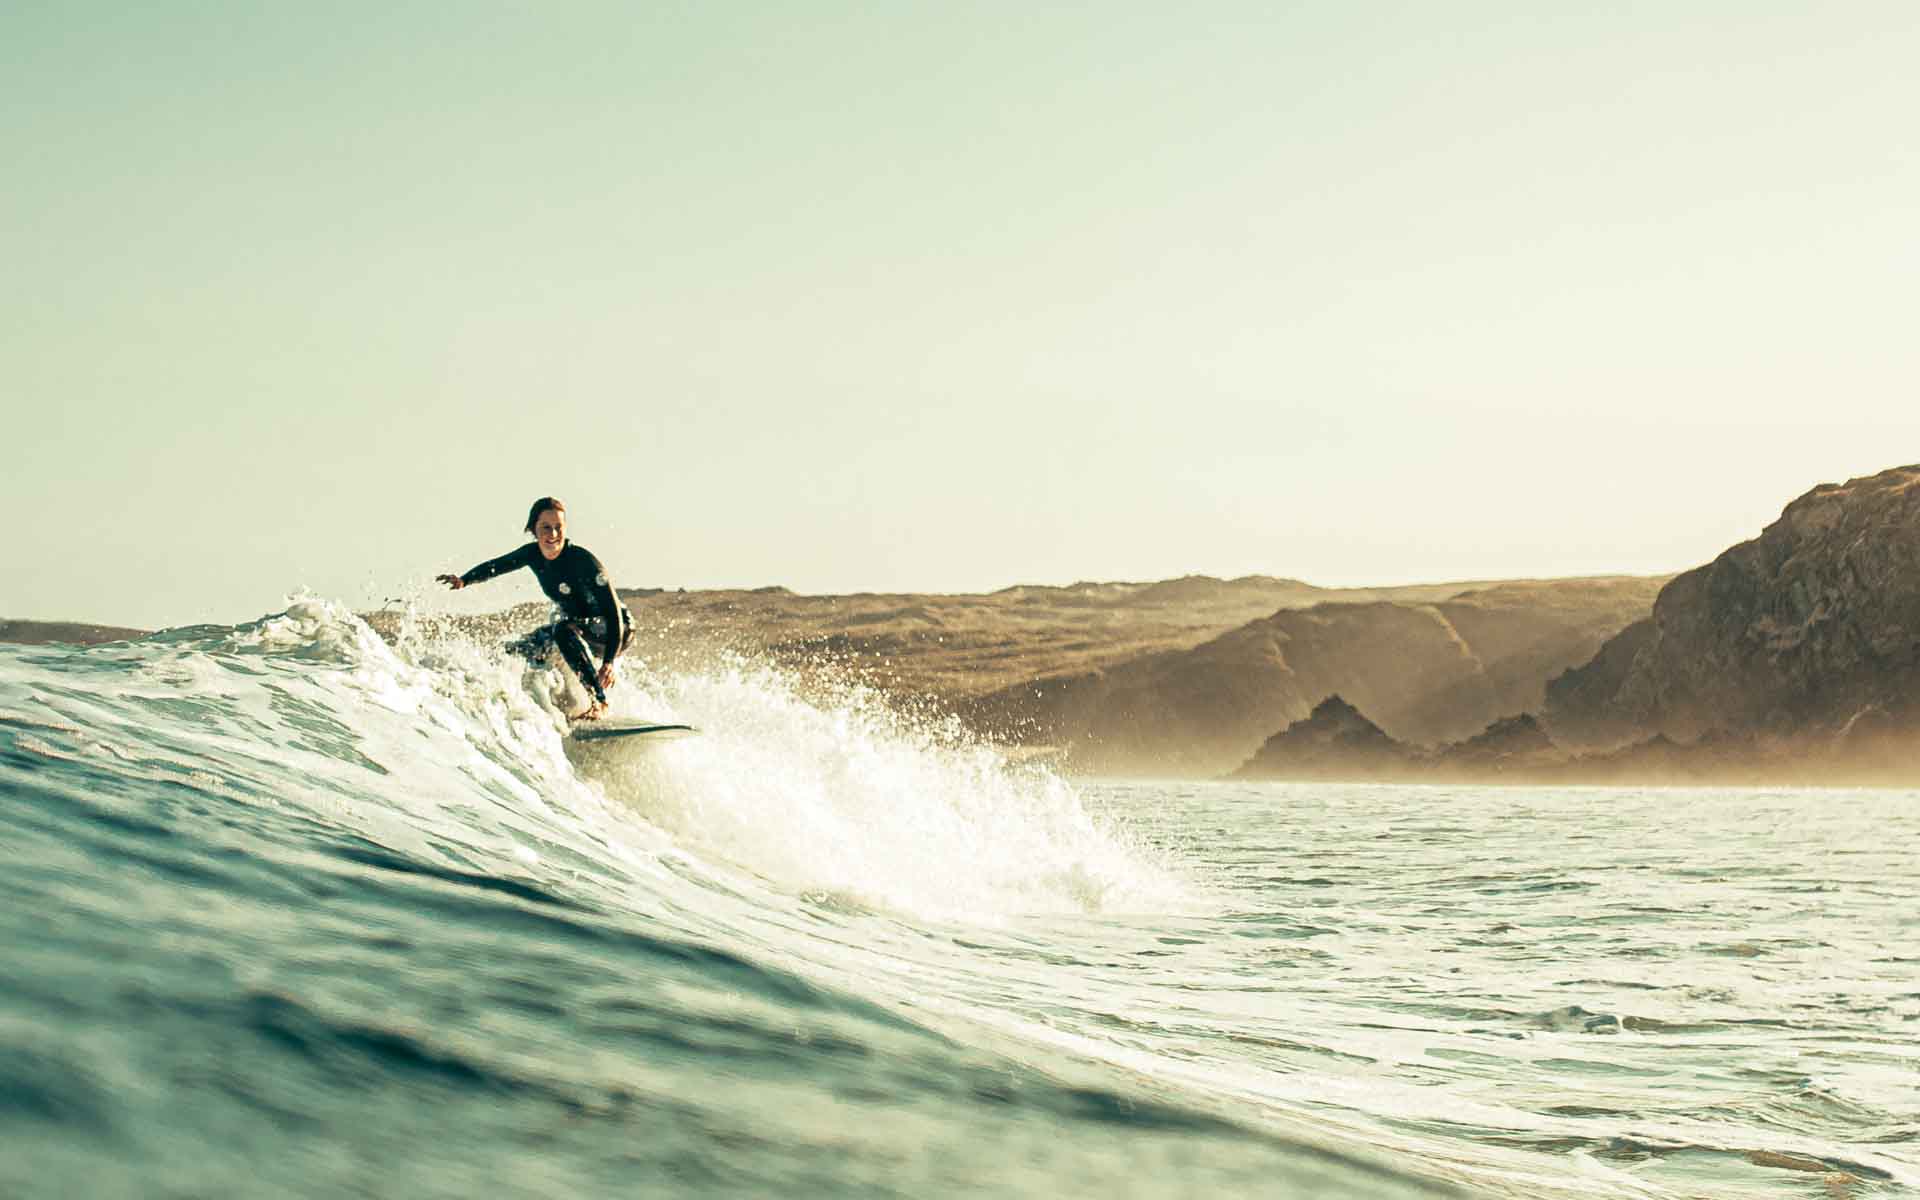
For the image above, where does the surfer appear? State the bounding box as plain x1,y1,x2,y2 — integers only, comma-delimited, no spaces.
438,497,633,721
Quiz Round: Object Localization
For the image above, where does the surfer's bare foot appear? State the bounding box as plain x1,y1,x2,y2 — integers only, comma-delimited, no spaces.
570,701,609,722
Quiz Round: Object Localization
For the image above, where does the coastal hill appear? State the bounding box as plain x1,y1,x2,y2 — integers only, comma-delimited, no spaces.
620,576,1372,698
966,576,1664,776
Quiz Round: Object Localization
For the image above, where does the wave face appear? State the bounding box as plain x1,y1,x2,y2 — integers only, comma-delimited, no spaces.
2,600,1915,1199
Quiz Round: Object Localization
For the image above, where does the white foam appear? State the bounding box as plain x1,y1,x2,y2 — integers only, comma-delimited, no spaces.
577,654,1194,922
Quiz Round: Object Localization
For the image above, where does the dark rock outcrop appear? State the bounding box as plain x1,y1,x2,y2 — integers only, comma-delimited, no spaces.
1233,700,1846,785
1235,700,1570,782
1232,695,1418,779
1444,712,1558,772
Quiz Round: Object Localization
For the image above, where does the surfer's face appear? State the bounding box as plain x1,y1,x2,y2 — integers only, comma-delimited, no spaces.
533,510,566,560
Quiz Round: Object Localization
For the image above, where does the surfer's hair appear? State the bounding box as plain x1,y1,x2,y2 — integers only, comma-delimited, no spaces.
524,497,565,534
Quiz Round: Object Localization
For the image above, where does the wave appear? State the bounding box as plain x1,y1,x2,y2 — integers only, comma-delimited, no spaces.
6,597,1187,922
9,599,1911,1199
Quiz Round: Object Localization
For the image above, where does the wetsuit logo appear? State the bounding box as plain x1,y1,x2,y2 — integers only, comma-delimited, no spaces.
595,572,606,586
558,582,572,595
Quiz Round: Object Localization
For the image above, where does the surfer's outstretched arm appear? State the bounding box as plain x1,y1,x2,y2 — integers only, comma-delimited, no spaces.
439,545,537,591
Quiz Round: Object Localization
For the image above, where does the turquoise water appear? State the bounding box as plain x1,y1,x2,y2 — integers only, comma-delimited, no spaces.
2,600,1914,1198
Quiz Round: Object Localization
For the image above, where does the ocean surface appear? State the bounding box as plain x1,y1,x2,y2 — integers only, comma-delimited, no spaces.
2,599,1914,1199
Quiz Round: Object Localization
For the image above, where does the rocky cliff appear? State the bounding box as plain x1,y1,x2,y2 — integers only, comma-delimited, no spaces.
1546,465,1920,749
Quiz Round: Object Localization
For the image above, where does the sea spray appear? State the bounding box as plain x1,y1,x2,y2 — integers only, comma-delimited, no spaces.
349,595,1195,921
575,652,1195,922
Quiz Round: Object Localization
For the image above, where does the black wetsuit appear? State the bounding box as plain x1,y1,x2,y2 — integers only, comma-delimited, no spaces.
460,542,633,705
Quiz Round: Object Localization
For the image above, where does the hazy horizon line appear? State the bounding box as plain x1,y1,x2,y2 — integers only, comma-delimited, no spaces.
5,563,1693,633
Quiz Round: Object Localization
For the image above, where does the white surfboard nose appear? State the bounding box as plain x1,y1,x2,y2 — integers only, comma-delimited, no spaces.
570,721,698,744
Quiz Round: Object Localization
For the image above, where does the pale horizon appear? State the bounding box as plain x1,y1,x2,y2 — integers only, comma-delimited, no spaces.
7,3,1917,629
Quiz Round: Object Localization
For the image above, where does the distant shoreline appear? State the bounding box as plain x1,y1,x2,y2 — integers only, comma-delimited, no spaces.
11,531,1919,789
0,619,151,647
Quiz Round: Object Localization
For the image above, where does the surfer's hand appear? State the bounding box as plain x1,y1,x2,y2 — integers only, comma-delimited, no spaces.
437,574,464,590
596,664,615,690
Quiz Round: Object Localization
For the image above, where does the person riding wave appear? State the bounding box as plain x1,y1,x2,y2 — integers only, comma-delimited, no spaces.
438,497,633,721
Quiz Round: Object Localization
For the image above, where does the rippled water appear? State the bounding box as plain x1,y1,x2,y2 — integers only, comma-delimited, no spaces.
1056,782,1918,1198
2,601,1914,1198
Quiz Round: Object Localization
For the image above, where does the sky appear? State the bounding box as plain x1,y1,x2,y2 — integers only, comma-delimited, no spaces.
5,2,1918,628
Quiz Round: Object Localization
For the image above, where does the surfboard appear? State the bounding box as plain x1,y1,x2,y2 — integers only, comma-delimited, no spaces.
570,720,698,744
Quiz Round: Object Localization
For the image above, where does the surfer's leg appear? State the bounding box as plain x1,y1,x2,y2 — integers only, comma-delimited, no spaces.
552,621,607,709
505,626,556,664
